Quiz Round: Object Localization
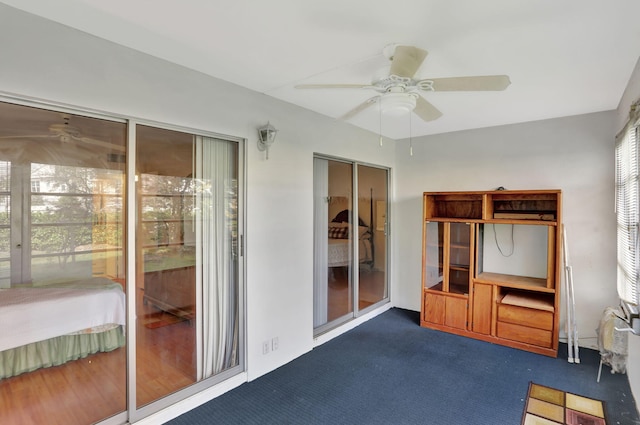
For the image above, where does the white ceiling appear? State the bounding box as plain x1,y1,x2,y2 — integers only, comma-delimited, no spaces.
3,0,640,139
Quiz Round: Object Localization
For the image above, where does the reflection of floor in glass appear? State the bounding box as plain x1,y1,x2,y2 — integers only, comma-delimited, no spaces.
136,305,197,407
0,345,127,425
0,312,197,424
327,268,385,322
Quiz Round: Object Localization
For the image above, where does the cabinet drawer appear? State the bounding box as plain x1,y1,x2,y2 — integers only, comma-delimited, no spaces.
497,321,552,348
497,304,553,331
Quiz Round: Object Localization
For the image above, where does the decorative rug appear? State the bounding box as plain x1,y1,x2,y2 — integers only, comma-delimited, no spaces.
522,382,608,425
142,312,188,329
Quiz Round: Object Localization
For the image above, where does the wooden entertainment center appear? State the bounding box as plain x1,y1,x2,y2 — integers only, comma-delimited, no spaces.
421,189,561,357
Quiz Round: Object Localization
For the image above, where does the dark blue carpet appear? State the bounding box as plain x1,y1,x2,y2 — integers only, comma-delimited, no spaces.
168,308,638,424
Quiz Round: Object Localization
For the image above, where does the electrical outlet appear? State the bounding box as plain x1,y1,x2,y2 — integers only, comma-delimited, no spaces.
272,337,279,351
262,340,270,355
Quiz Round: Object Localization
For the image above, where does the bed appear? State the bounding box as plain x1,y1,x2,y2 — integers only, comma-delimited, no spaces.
328,222,373,267
0,277,126,379
327,199,374,268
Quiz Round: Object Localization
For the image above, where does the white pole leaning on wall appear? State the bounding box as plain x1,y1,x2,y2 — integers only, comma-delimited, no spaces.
562,224,580,363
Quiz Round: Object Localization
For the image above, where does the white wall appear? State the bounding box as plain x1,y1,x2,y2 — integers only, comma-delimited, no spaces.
393,111,617,350
617,56,640,406
0,4,395,422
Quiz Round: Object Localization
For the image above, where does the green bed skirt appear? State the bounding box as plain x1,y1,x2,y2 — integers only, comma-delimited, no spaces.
0,326,125,379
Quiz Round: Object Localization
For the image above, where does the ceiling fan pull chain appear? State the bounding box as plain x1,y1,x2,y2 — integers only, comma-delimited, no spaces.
409,113,413,156
379,100,383,146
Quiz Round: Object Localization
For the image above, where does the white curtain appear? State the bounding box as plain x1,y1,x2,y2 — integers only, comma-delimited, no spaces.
313,158,329,327
196,136,238,379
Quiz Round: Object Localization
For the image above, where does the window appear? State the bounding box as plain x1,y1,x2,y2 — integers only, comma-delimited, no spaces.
615,119,639,306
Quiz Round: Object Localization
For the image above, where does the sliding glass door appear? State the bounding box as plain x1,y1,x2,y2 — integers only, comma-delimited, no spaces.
0,100,244,425
313,156,389,334
134,126,241,411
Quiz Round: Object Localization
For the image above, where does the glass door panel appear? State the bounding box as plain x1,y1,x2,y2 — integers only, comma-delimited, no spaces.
357,165,388,310
135,125,240,409
0,101,127,425
136,126,198,407
0,161,9,287
448,223,470,295
313,158,354,330
424,221,445,291
327,160,354,322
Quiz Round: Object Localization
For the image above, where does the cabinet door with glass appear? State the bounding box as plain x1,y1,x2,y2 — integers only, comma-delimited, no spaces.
423,221,473,295
422,221,473,330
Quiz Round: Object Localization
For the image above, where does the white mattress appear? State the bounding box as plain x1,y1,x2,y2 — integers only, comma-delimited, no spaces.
327,238,371,267
328,238,350,267
0,278,125,351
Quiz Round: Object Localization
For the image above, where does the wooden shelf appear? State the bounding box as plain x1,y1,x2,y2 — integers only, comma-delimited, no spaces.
488,191,559,224
488,218,558,226
449,283,469,295
500,292,554,312
426,217,483,223
493,212,555,221
427,283,444,291
475,272,551,292
425,193,483,220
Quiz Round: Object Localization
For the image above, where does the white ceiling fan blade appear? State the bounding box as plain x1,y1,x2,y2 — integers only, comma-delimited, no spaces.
427,75,511,91
413,96,443,122
340,97,379,120
74,135,126,152
295,84,370,89
389,45,428,79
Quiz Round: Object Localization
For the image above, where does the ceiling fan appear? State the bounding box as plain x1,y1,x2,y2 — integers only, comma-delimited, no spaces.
295,44,511,122
0,113,125,152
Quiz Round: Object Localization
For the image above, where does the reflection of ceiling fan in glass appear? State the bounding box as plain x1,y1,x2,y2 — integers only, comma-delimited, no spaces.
296,44,511,122
0,113,125,152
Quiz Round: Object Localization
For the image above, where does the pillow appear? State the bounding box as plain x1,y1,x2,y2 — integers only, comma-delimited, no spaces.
358,226,370,238
328,224,349,239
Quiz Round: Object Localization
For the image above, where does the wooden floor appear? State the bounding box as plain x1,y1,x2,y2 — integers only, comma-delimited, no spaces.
327,268,386,322
0,312,196,425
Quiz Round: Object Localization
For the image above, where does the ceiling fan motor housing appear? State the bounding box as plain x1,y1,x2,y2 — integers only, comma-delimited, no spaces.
380,92,417,115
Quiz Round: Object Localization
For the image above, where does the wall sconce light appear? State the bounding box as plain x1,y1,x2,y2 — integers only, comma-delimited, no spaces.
257,122,278,159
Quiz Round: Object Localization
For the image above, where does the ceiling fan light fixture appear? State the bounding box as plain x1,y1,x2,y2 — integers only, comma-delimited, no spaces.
380,92,417,116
